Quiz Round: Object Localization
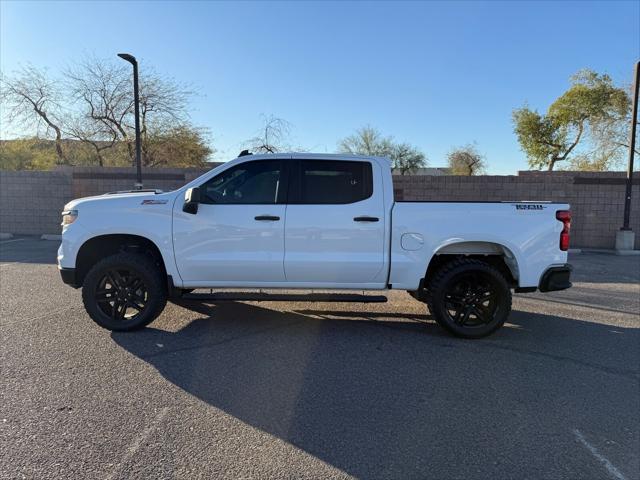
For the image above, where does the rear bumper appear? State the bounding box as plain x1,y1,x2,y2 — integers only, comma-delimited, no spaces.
539,264,572,292
59,267,80,288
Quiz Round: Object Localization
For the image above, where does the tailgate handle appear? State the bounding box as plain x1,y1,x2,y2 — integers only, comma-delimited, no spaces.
255,215,280,221
354,216,379,222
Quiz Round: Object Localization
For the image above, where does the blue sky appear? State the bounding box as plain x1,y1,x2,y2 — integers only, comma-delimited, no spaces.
1,0,638,174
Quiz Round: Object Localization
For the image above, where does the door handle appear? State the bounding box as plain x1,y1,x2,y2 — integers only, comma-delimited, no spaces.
354,216,379,222
255,215,280,221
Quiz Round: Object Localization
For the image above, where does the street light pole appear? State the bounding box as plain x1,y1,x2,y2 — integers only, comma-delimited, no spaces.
117,53,143,189
622,61,639,230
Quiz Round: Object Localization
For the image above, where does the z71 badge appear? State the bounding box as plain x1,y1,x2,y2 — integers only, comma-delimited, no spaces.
141,199,168,205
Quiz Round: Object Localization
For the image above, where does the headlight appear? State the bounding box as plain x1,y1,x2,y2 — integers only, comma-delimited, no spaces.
61,210,78,226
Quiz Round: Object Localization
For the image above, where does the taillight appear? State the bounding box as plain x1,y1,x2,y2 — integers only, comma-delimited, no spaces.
556,210,571,251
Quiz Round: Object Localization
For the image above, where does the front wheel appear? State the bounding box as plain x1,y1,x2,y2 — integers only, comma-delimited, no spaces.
82,252,167,331
427,258,511,338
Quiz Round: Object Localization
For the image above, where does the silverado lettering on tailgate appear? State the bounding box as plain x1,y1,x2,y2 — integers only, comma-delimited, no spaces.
514,204,546,210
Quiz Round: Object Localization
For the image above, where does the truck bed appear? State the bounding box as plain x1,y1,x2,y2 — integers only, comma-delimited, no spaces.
389,201,568,289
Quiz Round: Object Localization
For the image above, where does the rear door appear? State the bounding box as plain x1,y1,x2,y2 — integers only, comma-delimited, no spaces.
284,158,386,285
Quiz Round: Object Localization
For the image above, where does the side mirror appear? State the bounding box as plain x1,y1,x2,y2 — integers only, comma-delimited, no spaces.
183,187,200,214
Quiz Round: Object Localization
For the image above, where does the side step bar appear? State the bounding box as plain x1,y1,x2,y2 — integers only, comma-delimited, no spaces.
180,291,388,303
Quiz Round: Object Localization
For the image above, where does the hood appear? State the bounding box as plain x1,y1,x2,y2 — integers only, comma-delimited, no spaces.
63,190,179,211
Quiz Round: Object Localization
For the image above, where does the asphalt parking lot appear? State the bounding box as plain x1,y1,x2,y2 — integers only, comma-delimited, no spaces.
1,237,638,480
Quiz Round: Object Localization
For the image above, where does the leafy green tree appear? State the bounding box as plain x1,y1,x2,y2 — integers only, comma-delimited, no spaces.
0,138,58,170
143,126,212,167
513,69,630,171
447,144,487,175
339,126,427,174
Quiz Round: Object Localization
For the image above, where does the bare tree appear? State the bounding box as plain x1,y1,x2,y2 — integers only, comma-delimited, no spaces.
65,58,136,161
447,144,487,175
65,117,118,167
66,57,196,166
339,126,427,174
0,65,67,164
139,74,193,165
390,142,428,175
1,58,210,169
339,126,391,157
246,115,291,154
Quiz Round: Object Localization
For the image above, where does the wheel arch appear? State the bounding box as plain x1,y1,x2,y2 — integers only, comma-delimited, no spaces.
75,234,168,287
422,241,520,290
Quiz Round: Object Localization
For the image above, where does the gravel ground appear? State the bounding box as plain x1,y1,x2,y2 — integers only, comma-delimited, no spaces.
1,237,638,480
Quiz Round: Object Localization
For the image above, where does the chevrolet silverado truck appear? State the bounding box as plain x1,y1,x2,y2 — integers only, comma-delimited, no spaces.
58,153,572,338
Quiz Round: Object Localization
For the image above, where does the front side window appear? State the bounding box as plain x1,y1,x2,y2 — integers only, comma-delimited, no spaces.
297,160,373,204
200,160,282,204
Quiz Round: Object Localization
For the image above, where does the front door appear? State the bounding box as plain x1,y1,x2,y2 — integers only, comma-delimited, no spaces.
284,159,386,285
173,159,287,285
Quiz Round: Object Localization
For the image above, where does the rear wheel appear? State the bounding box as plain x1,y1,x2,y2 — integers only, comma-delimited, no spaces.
82,252,167,331
427,258,511,338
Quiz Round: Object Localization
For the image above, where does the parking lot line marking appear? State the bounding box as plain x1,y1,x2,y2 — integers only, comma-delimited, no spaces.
573,429,627,480
105,407,169,480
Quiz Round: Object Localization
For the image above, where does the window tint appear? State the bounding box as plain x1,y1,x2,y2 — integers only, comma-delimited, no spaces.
297,160,373,204
200,160,282,204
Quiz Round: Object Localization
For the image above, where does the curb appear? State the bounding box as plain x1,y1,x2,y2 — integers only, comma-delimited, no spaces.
579,248,640,256
0,233,14,240
615,249,640,256
41,234,62,241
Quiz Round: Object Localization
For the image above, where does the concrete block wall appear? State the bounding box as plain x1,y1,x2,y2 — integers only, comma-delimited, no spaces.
0,170,74,235
64,166,217,198
1,166,638,249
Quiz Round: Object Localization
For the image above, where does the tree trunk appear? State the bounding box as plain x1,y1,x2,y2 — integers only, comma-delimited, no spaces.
95,150,104,167
53,128,66,166
30,101,67,165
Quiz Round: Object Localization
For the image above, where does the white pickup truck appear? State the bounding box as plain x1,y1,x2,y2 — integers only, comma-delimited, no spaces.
58,153,572,338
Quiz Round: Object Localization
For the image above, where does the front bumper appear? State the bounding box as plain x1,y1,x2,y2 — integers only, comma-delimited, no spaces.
539,264,572,292
59,267,80,288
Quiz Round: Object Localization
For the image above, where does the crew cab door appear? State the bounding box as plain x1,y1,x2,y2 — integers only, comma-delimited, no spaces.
173,159,287,285
284,158,387,285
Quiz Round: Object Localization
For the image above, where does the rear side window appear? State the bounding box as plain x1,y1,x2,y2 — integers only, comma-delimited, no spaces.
295,160,373,204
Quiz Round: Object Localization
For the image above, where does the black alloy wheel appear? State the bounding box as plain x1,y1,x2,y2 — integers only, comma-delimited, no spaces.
95,268,149,322
442,272,499,328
